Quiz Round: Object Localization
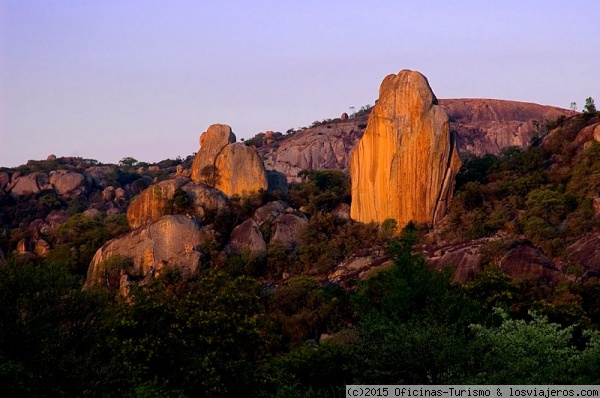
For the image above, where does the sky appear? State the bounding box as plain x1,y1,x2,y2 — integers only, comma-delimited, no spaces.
1,1,599,167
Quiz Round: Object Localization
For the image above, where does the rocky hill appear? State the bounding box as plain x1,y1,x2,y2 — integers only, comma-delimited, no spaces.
257,98,575,182
2,68,600,396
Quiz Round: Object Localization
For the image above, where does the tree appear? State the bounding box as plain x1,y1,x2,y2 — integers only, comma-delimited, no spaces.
583,97,597,115
119,157,139,167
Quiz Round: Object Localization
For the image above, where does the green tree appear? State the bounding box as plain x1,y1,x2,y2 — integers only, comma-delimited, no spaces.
470,309,577,384
583,97,597,114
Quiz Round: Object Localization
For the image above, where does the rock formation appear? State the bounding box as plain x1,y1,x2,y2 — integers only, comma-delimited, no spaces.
214,143,268,196
259,121,365,183
127,177,190,229
49,170,85,195
8,172,52,196
84,215,204,290
350,69,461,227
256,100,573,183
190,124,236,184
227,218,267,255
189,124,271,196
181,183,229,219
439,99,577,156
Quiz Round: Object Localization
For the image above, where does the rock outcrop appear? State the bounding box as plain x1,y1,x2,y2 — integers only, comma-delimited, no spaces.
439,99,577,156
567,234,600,276
256,100,573,183
181,183,229,219
190,124,236,184
350,69,461,227
84,215,204,290
214,143,268,197
8,172,52,196
258,121,365,183
49,170,85,195
126,177,190,229
227,218,267,255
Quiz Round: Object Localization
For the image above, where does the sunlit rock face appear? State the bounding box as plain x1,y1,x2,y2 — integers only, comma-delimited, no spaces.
84,215,204,290
214,143,268,197
190,124,236,184
350,69,461,227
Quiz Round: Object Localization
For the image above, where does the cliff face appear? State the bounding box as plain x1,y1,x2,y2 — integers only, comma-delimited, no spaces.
350,69,461,227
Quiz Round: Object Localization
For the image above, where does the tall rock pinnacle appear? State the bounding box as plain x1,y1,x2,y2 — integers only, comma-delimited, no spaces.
350,69,461,227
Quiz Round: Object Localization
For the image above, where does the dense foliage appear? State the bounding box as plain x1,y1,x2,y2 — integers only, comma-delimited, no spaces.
4,233,600,396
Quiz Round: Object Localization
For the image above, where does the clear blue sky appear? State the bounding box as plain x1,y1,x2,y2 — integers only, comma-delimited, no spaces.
1,1,599,167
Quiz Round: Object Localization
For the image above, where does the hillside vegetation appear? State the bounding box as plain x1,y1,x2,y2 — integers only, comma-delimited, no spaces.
1,109,600,396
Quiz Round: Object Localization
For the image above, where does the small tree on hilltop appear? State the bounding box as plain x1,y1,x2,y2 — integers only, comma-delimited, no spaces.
583,97,597,115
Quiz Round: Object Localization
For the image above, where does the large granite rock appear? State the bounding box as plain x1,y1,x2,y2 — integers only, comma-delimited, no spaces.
271,211,308,248
214,143,268,197
84,215,204,289
499,244,559,281
8,172,52,196
181,183,229,219
567,234,600,275
439,99,576,156
85,166,116,188
350,69,461,227
190,124,236,184
259,121,365,183
227,218,267,255
256,100,573,183
126,177,190,229
49,169,85,195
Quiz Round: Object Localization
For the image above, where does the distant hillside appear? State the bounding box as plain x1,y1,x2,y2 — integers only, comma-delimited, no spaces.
256,99,576,182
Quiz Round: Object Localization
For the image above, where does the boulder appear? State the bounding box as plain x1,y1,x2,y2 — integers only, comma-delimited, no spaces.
126,177,190,229
85,166,115,188
49,170,85,195
266,170,289,193
17,238,29,254
341,112,349,121
499,244,559,281
8,172,51,196
254,201,289,226
102,186,115,201
34,239,50,257
84,215,204,289
214,143,268,197
350,69,461,227
83,208,102,219
332,203,351,220
190,124,236,184
427,241,487,283
567,234,600,274
45,210,69,229
47,154,57,161
271,211,308,248
181,183,229,220
227,218,266,255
